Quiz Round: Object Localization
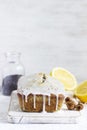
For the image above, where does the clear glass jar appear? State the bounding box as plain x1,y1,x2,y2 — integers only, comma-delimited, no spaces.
2,52,25,96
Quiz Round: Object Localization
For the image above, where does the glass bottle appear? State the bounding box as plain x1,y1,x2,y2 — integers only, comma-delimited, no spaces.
2,52,25,96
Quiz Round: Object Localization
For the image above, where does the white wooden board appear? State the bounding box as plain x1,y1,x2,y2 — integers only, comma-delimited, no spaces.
8,91,81,124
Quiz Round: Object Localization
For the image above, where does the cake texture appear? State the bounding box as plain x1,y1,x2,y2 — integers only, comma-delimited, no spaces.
17,73,65,112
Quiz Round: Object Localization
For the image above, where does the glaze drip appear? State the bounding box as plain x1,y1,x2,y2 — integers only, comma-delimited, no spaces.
48,95,50,106
56,95,58,110
43,95,45,112
34,94,36,108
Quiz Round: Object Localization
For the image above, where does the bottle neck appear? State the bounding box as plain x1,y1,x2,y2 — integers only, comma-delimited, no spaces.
5,52,21,64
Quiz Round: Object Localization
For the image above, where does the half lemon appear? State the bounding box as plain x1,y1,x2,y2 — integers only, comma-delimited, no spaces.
74,81,87,103
50,67,77,91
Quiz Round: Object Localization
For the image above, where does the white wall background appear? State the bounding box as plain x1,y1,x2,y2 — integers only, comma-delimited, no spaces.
0,0,87,84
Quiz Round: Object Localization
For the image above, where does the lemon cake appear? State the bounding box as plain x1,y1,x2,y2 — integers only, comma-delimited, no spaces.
17,73,65,112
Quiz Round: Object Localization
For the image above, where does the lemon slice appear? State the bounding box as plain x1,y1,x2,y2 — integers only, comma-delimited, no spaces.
74,81,87,103
50,67,77,91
